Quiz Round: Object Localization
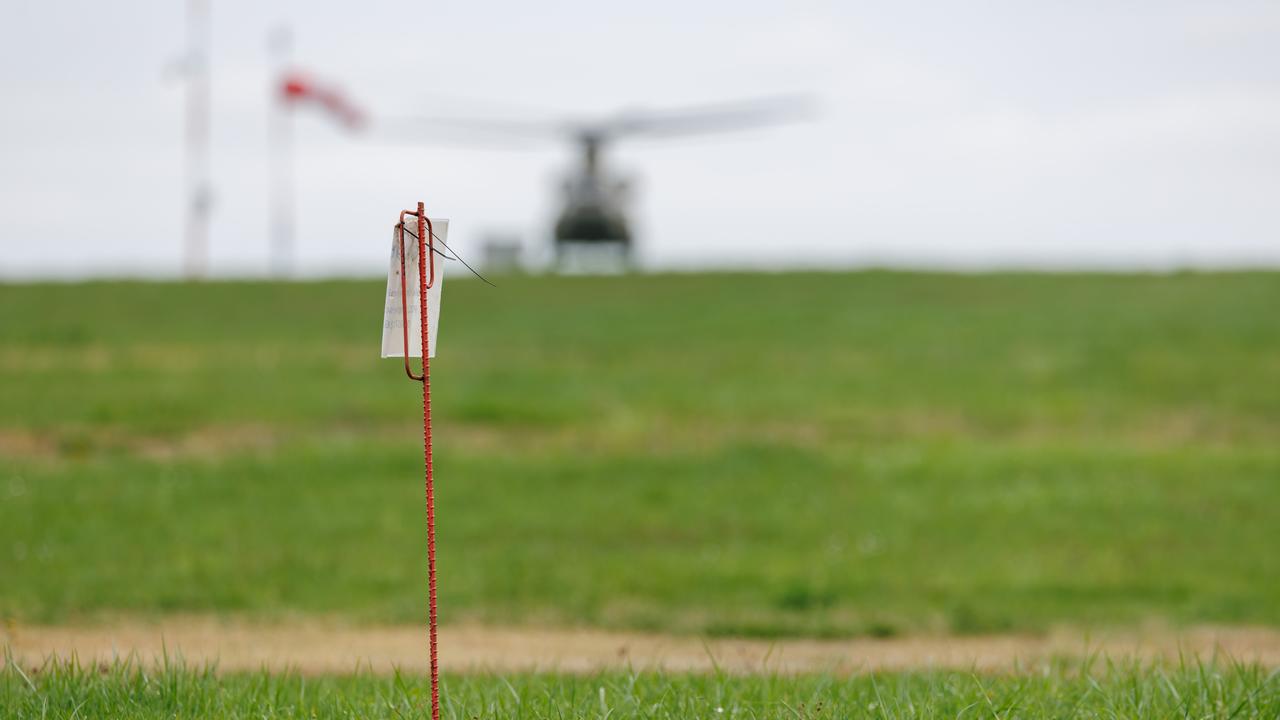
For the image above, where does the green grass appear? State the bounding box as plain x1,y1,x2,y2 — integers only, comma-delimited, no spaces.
3,656,1278,719
1,273,1279,635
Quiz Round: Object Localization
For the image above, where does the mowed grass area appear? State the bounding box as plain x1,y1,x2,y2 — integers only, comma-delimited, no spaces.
1,273,1278,636
3,659,1277,719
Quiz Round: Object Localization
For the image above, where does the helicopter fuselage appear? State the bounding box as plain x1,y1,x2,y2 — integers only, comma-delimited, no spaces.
555,133,632,256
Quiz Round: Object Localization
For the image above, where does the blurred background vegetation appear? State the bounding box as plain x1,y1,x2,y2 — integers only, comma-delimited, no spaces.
1,272,1278,637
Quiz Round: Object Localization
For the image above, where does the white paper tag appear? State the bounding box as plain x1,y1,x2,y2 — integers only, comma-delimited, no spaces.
381,218,448,358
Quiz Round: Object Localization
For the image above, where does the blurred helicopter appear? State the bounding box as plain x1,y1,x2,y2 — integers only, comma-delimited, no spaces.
388,95,813,269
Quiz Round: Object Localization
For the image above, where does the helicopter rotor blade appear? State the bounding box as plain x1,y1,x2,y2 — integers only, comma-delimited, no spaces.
374,114,565,149
593,94,816,140
377,94,815,148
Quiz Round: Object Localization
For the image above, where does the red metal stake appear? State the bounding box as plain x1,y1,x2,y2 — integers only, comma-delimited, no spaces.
417,205,440,720
396,202,439,720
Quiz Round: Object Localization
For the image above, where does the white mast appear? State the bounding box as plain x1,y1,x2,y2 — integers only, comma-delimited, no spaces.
183,0,212,278
268,25,295,277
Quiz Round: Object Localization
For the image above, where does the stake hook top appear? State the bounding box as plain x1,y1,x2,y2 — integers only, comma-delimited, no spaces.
396,202,435,382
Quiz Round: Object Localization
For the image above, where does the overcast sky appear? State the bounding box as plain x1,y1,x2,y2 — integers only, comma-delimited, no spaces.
2,1,1278,277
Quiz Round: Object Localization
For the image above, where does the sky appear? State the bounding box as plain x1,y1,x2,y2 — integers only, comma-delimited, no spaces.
1,1,1278,277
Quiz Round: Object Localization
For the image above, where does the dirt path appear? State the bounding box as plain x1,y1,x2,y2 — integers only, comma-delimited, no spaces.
5,619,1280,675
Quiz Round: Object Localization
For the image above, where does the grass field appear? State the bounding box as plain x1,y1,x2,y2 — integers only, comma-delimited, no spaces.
2,273,1279,637
3,658,1278,719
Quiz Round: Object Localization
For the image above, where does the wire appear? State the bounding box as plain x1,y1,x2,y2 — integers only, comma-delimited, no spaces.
397,223,497,287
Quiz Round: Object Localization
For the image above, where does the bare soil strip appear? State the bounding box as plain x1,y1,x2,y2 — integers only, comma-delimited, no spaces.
5,619,1280,675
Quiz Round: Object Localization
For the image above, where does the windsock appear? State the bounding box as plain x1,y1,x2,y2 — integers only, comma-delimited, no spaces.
279,72,365,130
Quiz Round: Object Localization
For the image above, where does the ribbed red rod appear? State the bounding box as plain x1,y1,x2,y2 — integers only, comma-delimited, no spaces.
415,202,440,720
